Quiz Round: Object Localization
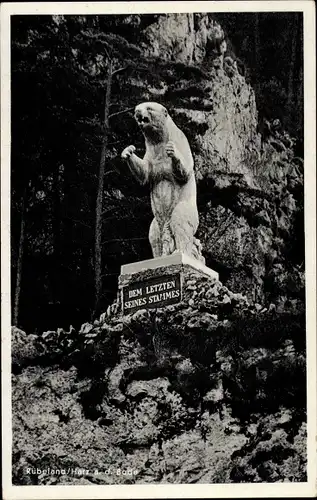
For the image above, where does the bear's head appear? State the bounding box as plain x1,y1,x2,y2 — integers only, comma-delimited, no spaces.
134,102,169,142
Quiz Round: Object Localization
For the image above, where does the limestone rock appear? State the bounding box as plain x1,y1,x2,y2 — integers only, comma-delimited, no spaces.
79,322,93,335
12,327,46,370
126,378,170,399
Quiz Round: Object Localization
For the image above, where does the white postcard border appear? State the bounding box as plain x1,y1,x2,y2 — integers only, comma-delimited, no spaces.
1,2,316,499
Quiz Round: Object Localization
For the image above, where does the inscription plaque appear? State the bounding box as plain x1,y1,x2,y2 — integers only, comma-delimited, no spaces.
122,273,181,314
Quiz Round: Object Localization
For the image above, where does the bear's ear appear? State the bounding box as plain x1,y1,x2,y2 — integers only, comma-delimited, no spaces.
163,106,168,117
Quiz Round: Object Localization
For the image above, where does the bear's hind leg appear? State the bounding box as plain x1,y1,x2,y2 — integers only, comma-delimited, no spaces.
170,204,196,256
149,218,162,258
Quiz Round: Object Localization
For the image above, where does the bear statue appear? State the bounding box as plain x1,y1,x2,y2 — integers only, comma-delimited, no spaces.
121,102,204,263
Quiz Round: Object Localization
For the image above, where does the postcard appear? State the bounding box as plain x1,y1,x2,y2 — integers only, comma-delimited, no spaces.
1,1,316,498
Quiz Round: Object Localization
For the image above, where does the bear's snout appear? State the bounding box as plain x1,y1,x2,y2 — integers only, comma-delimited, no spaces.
135,110,150,128
137,115,150,124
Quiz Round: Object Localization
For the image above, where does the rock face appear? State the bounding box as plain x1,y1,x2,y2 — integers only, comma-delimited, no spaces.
12,273,306,484
140,14,261,182
198,144,304,305
142,14,225,64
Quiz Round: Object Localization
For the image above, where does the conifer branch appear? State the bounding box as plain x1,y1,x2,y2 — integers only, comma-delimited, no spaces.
111,66,129,77
109,107,135,119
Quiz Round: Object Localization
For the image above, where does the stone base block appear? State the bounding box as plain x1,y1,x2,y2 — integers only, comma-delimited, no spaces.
120,252,219,279
119,252,219,314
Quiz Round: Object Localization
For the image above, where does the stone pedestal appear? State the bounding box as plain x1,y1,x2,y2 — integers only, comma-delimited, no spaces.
119,252,219,314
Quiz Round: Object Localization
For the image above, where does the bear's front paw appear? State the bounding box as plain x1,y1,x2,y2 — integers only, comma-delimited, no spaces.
121,145,136,160
165,141,178,159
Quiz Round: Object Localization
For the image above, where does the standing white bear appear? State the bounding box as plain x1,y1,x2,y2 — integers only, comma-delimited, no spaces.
122,102,204,262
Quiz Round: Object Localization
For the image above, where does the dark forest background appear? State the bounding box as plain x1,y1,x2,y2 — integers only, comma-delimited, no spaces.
11,13,304,333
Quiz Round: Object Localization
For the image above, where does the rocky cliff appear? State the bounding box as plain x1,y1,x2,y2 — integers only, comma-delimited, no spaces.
12,274,306,484
12,14,306,485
